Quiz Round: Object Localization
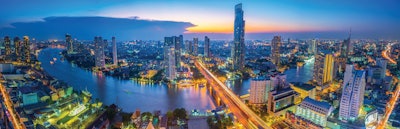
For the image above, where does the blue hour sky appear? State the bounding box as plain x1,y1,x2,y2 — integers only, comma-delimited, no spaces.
1,0,399,40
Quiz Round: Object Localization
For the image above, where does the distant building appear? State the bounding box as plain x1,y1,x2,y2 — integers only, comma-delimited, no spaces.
94,36,105,68
313,50,334,90
308,39,317,55
231,3,245,71
193,37,198,56
249,76,272,105
4,36,11,57
23,36,30,63
112,37,118,66
271,36,282,67
375,58,387,79
14,37,21,62
295,97,333,127
164,36,183,80
66,34,73,53
204,36,210,57
339,64,366,122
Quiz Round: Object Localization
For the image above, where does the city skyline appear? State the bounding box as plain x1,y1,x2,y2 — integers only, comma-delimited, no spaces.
1,0,400,40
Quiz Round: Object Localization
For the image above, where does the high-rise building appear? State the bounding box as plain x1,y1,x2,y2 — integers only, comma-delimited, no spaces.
313,50,334,90
204,36,210,57
193,38,198,56
249,76,272,105
4,36,11,56
231,3,245,71
66,34,73,53
341,30,352,58
308,39,317,55
271,36,282,67
376,58,387,79
23,36,30,63
14,37,21,62
112,37,118,66
295,97,333,127
94,36,105,68
339,64,366,122
187,41,192,55
164,36,183,80
267,73,298,116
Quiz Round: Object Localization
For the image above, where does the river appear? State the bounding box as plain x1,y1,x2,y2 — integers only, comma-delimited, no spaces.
38,48,314,112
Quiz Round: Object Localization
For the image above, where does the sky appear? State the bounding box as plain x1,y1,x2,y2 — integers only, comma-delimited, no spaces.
0,0,399,40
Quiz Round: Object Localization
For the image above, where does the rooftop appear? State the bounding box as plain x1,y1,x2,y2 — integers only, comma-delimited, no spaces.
302,97,331,110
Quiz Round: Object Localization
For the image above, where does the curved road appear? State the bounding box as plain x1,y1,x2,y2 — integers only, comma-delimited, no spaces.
195,59,270,129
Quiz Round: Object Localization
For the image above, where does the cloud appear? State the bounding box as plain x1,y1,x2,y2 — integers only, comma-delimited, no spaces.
0,16,195,40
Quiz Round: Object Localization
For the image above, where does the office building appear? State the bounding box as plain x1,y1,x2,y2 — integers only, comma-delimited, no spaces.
204,36,210,57
267,73,298,116
14,37,21,62
313,50,334,90
376,58,387,79
164,36,183,80
339,64,366,122
249,76,272,105
286,111,324,129
308,39,317,55
4,36,11,56
66,34,73,53
295,97,333,127
94,36,105,68
112,37,118,66
271,36,282,67
193,38,198,56
23,36,30,63
231,3,245,71
341,30,352,57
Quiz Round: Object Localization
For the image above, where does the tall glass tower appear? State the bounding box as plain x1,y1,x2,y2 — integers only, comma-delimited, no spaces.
231,3,245,71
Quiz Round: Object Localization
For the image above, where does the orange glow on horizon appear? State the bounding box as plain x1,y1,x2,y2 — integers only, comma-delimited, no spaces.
185,24,326,33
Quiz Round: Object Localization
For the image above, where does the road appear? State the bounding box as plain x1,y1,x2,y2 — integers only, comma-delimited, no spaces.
381,43,397,64
377,44,399,129
194,59,270,129
0,74,26,129
377,76,399,129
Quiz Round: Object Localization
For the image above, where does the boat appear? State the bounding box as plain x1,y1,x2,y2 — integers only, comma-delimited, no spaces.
123,89,132,94
50,61,54,65
53,57,57,62
82,88,92,97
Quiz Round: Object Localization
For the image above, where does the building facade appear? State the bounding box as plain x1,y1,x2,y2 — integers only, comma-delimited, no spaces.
66,34,73,54
112,37,118,66
249,76,271,105
231,3,245,71
313,51,334,90
94,36,105,68
204,36,210,57
193,38,198,56
271,36,282,67
339,64,366,122
295,97,333,127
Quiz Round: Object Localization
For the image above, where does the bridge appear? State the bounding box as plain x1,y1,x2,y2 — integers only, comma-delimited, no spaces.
194,59,270,129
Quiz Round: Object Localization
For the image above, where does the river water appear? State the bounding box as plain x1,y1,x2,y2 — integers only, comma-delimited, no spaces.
38,48,313,112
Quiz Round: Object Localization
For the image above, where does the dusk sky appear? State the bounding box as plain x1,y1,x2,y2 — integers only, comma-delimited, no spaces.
1,0,399,40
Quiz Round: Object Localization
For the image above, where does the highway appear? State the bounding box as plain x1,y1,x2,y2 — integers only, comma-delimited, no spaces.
377,44,399,129
381,43,397,64
0,74,26,129
194,59,270,129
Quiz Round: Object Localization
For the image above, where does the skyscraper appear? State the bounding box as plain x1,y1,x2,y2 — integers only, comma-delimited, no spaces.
112,37,118,66
193,38,198,56
164,36,183,80
341,30,352,58
204,36,210,57
339,64,366,122
23,36,30,63
308,39,317,55
66,34,73,53
231,3,245,71
313,50,334,90
14,37,21,62
376,58,387,79
271,36,282,67
94,36,105,68
249,76,272,105
4,36,11,56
